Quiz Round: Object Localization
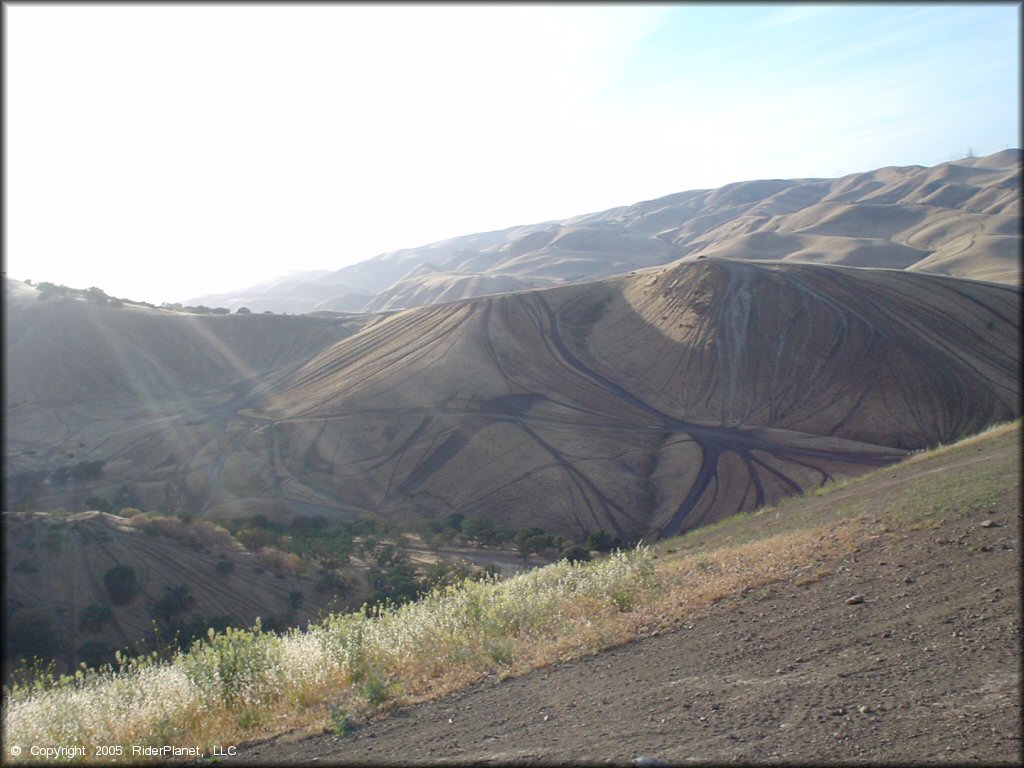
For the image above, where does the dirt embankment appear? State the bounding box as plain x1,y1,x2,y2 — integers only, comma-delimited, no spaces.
234,435,1021,766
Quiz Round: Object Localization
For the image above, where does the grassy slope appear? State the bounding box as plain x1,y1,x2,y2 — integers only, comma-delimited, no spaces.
3,421,1018,761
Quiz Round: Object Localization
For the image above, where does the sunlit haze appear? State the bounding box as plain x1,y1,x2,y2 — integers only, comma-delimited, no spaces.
5,3,1019,305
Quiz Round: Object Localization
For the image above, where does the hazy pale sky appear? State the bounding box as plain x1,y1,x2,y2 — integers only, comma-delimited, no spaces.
5,3,1020,304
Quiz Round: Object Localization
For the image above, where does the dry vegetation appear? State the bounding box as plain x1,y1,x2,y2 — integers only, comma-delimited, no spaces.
3,421,1017,762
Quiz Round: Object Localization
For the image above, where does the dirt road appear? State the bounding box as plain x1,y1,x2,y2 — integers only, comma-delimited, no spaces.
233,470,1020,765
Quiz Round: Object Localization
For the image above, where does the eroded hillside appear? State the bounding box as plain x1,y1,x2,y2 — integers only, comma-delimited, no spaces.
253,259,1018,538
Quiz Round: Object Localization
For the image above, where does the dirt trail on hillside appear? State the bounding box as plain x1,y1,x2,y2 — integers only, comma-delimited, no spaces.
234,440,1021,766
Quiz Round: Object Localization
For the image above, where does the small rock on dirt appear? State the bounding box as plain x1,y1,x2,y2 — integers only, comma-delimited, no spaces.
845,594,865,605
980,520,998,528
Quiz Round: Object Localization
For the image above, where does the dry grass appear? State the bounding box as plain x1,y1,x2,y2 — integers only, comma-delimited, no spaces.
900,419,1018,464
3,420,1018,762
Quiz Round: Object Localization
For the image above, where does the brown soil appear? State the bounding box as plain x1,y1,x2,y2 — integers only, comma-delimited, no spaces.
232,438,1021,766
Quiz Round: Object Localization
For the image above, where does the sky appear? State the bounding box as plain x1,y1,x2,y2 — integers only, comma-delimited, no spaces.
4,2,1020,305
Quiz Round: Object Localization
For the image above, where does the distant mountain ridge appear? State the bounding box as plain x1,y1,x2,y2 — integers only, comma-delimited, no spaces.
184,149,1021,313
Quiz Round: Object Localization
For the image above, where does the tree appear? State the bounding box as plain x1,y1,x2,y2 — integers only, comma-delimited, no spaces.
85,286,109,305
152,585,195,622
460,516,496,546
236,306,252,314
424,560,473,589
104,564,140,605
237,527,270,551
515,526,554,559
37,282,67,300
6,609,65,661
366,551,425,608
587,528,622,553
492,523,515,546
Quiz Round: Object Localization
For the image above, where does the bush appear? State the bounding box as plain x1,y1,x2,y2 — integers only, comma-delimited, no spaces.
77,640,116,669
515,527,555,557
215,559,235,576
6,609,65,661
559,545,592,564
460,516,496,546
104,564,140,606
152,585,195,623
365,548,426,608
587,528,622,553
237,527,270,551
2,545,656,752
444,512,465,532
423,560,474,589
316,570,349,596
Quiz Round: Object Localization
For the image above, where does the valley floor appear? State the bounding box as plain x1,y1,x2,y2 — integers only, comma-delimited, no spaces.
233,436,1021,766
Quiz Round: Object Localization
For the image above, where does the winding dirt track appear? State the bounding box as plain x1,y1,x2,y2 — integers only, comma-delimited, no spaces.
234,435,1021,766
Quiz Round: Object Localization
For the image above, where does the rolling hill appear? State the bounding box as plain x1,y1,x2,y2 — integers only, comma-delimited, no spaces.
6,256,1019,542
5,151,1021,684
182,149,1020,314
2,509,341,679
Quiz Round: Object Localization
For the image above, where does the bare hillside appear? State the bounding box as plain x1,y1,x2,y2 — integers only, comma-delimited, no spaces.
256,259,1018,539
6,140,1021,545
2,510,346,679
184,149,1021,313
6,260,1018,540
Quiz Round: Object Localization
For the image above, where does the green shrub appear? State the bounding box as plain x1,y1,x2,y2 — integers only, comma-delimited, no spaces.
77,640,116,669
460,516,496,545
587,528,622,552
180,620,283,707
328,702,357,735
3,545,656,753
152,585,195,623
104,564,140,606
6,609,65,661
316,570,349,595
559,545,592,564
